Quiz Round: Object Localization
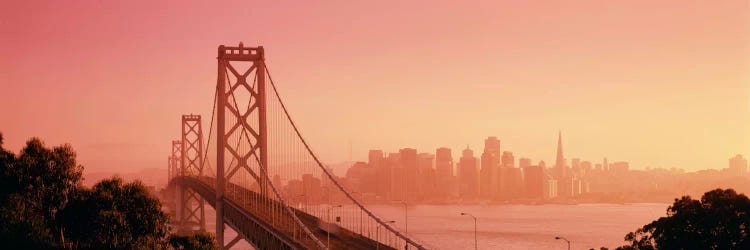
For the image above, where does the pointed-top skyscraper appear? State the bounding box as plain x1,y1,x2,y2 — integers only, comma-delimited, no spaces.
556,130,564,167
554,130,565,178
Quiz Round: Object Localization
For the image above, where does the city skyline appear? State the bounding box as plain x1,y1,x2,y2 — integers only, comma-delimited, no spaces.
2,1,748,176
2,1,749,249
339,130,743,174
284,131,750,206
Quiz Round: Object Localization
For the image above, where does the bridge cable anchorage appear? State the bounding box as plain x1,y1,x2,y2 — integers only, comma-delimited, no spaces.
264,65,428,250
224,63,326,249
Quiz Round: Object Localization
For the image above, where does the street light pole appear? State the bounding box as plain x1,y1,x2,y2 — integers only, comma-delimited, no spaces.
327,204,342,248
393,200,408,235
461,212,478,250
353,191,364,236
555,236,570,250
376,220,396,250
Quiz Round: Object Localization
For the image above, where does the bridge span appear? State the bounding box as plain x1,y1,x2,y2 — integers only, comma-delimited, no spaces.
165,43,429,250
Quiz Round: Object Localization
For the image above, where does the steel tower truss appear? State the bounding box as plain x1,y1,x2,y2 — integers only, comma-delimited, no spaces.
179,115,206,233
215,43,269,247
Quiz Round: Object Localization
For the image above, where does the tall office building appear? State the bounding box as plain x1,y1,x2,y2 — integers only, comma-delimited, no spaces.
558,175,573,197
580,161,593,175
544,175,558,199
417,152,435,200
345,162,376,194
399,148,418,200
501,151,515,168
554,131,573,197
524,165,544,199
435,147,454,199
386,152,401,201
368,150,384,168
480,137,500,198
497,151,516,199
369,150,389,198
603,158,609,172
729,154,748,176
458,146,479,199
519,158,532,169
571,158,581,177
610,161,629,174
553,131,566,179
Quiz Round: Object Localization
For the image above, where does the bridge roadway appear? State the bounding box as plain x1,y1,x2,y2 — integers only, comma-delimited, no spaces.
172,176,395,250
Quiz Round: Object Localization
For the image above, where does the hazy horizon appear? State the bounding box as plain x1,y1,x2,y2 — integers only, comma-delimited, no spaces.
2,0,748,176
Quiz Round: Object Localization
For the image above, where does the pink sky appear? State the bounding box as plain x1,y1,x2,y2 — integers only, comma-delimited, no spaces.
1,0,748,175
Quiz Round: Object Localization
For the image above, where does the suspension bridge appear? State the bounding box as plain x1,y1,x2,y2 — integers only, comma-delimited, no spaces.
164,43,429,250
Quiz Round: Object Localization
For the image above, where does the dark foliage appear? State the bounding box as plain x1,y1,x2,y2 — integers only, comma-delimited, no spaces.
0,133,216,250
0,136,83,249
169,232,218,250
618,188,750,250
58,177,171,249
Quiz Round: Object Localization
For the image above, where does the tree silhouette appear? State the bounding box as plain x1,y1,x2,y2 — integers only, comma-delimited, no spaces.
0,137,83,249
169,232,218,250
618,188,750,250
0,133,216,249
58,177,171,249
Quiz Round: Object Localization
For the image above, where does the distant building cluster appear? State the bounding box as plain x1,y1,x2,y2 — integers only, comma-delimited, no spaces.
276,133,750,205
335,132,639,203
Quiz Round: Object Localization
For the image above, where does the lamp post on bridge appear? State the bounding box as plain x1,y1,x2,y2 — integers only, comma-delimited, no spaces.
352,191,364,236
327,204,342,248
555,236,571,250
392,200,408,235
376,220,396,250
392,200,409,250
461,212,478,250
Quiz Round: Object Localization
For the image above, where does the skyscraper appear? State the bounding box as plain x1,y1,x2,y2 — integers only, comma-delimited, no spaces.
580,161,593,176
399,148,418,200
524,165,544,199
458,146,479,199
368,150,384,167
497,151,517,199
501,151,515,168
386,152,401,201
730,154,748,176
554,131,572,197
435,147,454,199
417,152,435,200
369,150,390,199
519,158,532,169
480,137,500,198
603,158,609,172
553,130,566,179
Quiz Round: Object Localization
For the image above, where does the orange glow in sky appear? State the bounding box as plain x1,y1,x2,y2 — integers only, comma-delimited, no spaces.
1,1,748,174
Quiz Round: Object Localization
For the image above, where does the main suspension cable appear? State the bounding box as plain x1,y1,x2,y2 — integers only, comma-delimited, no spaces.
264,65,427,250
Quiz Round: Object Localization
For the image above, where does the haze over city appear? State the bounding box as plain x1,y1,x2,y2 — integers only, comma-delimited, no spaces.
2,1,750,250
2,1,748,179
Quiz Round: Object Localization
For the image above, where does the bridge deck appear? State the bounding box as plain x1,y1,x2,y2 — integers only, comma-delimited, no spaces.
173,176,395,250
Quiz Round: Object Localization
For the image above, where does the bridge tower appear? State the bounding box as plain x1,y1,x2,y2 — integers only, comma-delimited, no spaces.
170,140,182,226
179,114,207,233
215,43,269,247
168,144,179,184
170,140,182,179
